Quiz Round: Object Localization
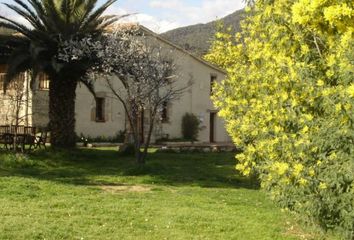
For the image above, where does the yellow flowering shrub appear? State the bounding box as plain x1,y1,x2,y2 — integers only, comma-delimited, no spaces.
206,0,354,238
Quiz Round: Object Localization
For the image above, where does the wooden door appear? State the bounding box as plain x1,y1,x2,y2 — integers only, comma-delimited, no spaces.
210,112,216,143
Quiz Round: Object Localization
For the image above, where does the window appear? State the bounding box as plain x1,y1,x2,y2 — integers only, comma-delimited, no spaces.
95,97,105,122
38,73,49,90
161,101,169,123
0,65,7,90
0,65,25,90
210,74,217,95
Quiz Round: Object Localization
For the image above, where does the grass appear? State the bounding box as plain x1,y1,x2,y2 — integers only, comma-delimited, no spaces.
0,148,333,239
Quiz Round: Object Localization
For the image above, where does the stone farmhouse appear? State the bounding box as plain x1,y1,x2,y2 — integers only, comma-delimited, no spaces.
0,26,231,143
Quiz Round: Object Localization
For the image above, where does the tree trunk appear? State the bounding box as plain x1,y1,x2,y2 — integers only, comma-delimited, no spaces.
137,152,145,165
134,117,145,165
141,112,156,164
49,73,78,148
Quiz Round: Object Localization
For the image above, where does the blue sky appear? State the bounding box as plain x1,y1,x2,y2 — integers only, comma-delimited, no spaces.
1,0,245,33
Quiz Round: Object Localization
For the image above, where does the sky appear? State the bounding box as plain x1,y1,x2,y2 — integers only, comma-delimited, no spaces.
1,0,245,33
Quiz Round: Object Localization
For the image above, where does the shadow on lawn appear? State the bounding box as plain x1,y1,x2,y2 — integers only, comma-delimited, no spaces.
0,148,259,190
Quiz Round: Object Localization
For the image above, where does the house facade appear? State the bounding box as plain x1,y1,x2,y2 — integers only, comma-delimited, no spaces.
0,26,231,143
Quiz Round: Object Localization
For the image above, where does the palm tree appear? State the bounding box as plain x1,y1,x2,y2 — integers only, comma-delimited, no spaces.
0,0,121,148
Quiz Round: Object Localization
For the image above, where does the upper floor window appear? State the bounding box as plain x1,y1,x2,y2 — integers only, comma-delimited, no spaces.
210,74,217,95
0,64,7,90
95,97,105,122
0,65,25,90
38,73,49,90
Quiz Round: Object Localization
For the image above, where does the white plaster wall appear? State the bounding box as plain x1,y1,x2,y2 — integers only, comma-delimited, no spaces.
146,36,232,143
75,77,126,138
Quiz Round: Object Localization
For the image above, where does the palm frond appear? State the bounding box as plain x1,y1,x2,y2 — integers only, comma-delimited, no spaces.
0,0,122,93
59,0,71,24
3,3,44,31
3,46,31,92
27,0,50,30
80,0,117,32
0,22,27,36
13,0,45,30
43,0,66,34
96,14,129,30
0,16,33,38
77,0,97,26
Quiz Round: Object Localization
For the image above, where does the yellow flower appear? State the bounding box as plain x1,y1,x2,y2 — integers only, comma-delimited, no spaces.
329,152,337,160
326,70,334,77
344,103,352,111
274,162,289,175
280,92,289,101
347,84,354,98
268,174,273,181
324,4,353,26
335,104,342,113
236,153,246,161
243,167,251,176
281,177,290,185
319,182,327,190
301,126,309,134
301,44,310,54
322,89,331,97
236,164,245,171
274,126,282,134
293,163,304,177
299,178,308,186
317,80,325,87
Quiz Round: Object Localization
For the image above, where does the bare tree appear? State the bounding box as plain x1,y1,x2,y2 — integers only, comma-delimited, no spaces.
58,25,190,164
106,52,186,164
2,77,25,123
0,73,33,151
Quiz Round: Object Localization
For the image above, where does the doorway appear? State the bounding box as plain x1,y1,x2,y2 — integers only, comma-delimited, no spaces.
210,112,216,143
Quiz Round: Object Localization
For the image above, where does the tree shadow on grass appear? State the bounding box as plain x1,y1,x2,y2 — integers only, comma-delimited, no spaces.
0,148,259,190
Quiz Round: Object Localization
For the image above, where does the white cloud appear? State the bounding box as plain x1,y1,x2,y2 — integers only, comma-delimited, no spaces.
105,6,180,33
149,0,182,9
149,0,244,26
107,0,245,33
123,13,181,33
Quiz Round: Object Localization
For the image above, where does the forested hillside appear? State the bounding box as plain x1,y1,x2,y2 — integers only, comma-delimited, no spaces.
161,9,245,56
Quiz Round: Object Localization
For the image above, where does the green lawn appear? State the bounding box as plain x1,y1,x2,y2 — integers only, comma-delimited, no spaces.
0,149,327,239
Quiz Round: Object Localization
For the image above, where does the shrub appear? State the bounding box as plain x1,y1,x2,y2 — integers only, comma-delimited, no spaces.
118,143,136,156
206,0,354,238
181,113,200,141
77,130,126,144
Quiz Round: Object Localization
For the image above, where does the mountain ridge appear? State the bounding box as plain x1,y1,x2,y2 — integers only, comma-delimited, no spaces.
161,9,245,56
